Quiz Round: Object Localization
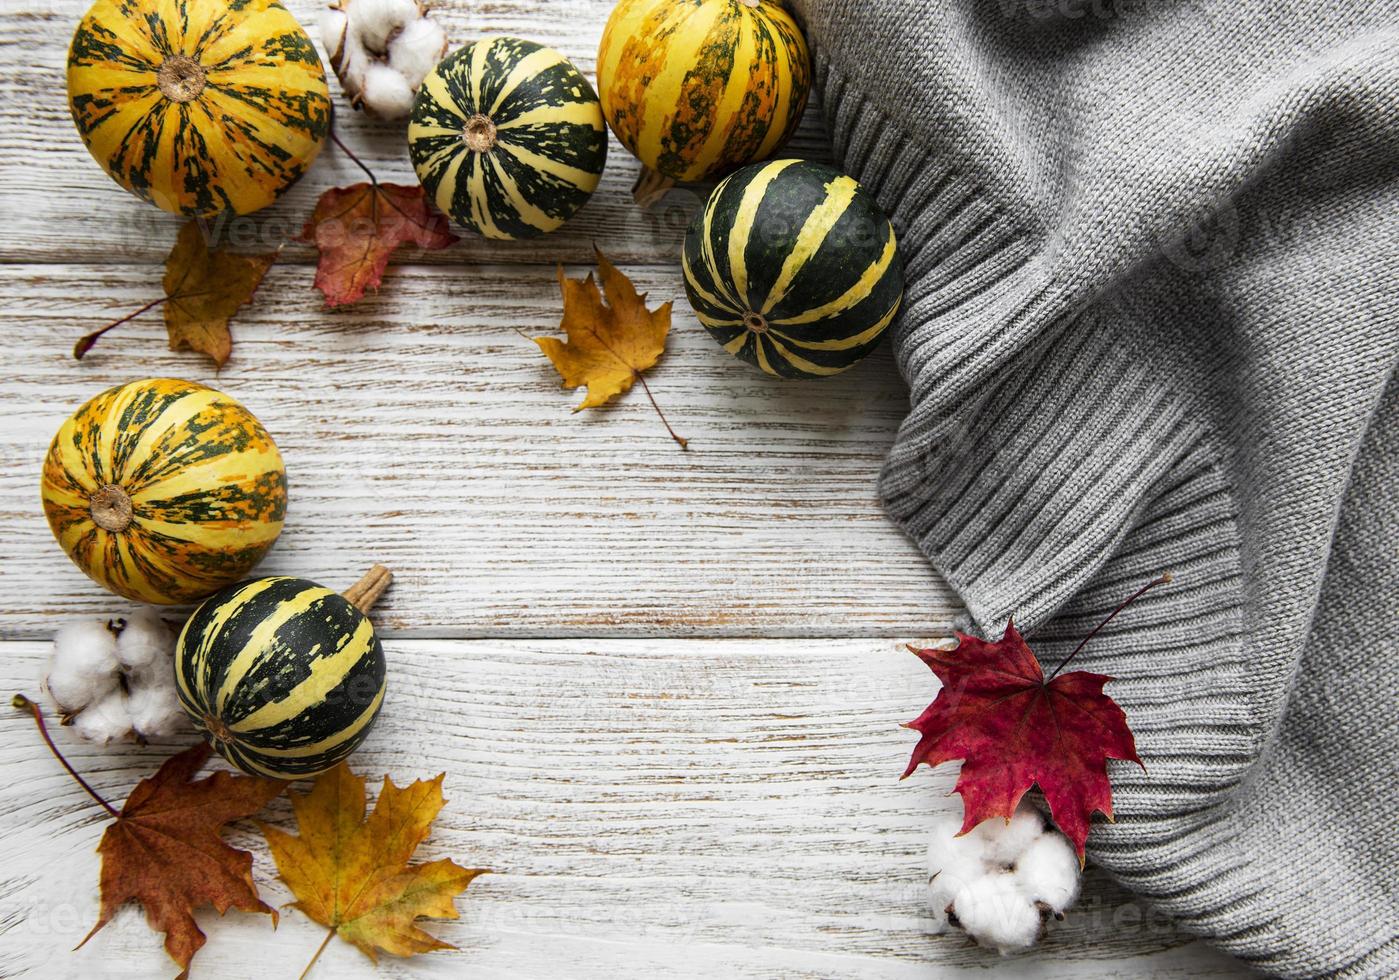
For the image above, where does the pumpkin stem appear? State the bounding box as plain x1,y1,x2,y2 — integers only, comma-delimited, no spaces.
632,166,676,209
343,564,393,614
742,311,769,334
157,54,207,103
463,113,498,153
89,483,134,532
739,0,761,7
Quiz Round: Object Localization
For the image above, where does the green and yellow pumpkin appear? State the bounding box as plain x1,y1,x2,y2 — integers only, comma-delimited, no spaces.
682,159,904,378
597,0,811,182
41,379,286,604
176,576,386,778
66,0,330,217
408,37,608,240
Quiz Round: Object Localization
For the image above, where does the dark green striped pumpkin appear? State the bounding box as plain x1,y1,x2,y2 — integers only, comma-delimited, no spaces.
176,576,386,778
407,37,607,240
682,159,904,378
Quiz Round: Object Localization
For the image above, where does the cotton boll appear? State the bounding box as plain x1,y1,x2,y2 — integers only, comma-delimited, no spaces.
74,689,133,745
46,620,120,711
324,0,444,118
361,62,416,119
949,874,1043,954
114,608,171,671
1014,831,1081,912
389,17,447,88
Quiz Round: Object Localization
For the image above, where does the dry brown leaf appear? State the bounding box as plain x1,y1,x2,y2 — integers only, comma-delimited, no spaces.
162,221,276,366
81,743,286,977
260,763,487,976
74,221,276,365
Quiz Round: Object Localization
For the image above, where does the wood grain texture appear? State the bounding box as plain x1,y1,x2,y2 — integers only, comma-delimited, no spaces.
0,265,955,641
0,0,832,267
0,638,1248,979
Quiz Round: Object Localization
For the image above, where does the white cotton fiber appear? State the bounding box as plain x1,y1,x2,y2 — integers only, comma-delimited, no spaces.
1015,830,1081,911
949,874,1043,954
113,608,169,670
45,620,120,710
74,688,133,745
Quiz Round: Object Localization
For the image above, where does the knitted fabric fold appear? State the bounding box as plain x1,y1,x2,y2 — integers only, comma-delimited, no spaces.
794,2,1399,976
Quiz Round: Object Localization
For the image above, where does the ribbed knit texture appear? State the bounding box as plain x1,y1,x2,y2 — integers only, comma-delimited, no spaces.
791,1,1399,976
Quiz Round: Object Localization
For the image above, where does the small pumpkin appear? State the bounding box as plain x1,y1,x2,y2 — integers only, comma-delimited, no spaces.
176,576,386,778
682,159,904,378
597,0,811,183
66,0,330,216
408,37,608,239
41,379,287,604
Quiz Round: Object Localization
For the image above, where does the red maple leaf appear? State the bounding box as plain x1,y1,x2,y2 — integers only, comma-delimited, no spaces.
300,182,457,308
903,576,1169,859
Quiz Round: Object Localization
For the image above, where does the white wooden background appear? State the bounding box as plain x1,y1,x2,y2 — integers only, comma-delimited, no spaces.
0,1,1248,977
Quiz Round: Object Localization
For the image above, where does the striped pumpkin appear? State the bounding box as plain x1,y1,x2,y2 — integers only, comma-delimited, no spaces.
176,577,386,778
66,0,330,217
408,37,608,240
41,379,286,604
597,0,811,182
682,159,904,378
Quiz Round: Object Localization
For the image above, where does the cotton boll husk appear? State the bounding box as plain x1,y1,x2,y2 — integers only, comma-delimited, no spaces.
362,62,416,118
114,608,171,671
46,620,120,710
950,874,1043,954
73,688,133,745
1014,830,1081,912
389,17,446,87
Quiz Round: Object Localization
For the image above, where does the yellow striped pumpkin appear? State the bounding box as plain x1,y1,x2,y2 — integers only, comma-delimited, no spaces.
41,379,286,604
682,159,904,377
408,37,608,239
597,0,811,182
176,577,386,778
66,0,330,217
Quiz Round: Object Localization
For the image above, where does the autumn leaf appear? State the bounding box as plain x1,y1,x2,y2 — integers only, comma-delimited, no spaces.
74,220,276,366
902,576,1170,860
534,247,687,448
300,182,457,307
260,763,486,976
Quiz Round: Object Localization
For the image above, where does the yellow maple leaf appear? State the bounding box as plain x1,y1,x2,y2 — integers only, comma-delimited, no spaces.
534,247,687,448
260,764,486,976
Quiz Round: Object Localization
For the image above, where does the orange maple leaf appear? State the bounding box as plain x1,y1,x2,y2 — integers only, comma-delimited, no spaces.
534,247,686,447
260,763,487,976
300,182,457,308
81,742,287,977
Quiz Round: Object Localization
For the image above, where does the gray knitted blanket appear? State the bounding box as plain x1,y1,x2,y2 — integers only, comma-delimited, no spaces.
791,1,1399,976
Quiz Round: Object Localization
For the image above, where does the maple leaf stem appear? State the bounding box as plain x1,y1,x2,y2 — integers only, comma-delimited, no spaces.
299,925,337,980
73,296,168,359
636,373,689,450
1045,572,1174,681
11,694,120,817
324,124,374,187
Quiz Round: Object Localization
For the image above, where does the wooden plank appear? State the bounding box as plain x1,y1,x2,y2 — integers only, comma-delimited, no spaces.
0,0,833,267
0,263,955,640
0,638,1246,979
